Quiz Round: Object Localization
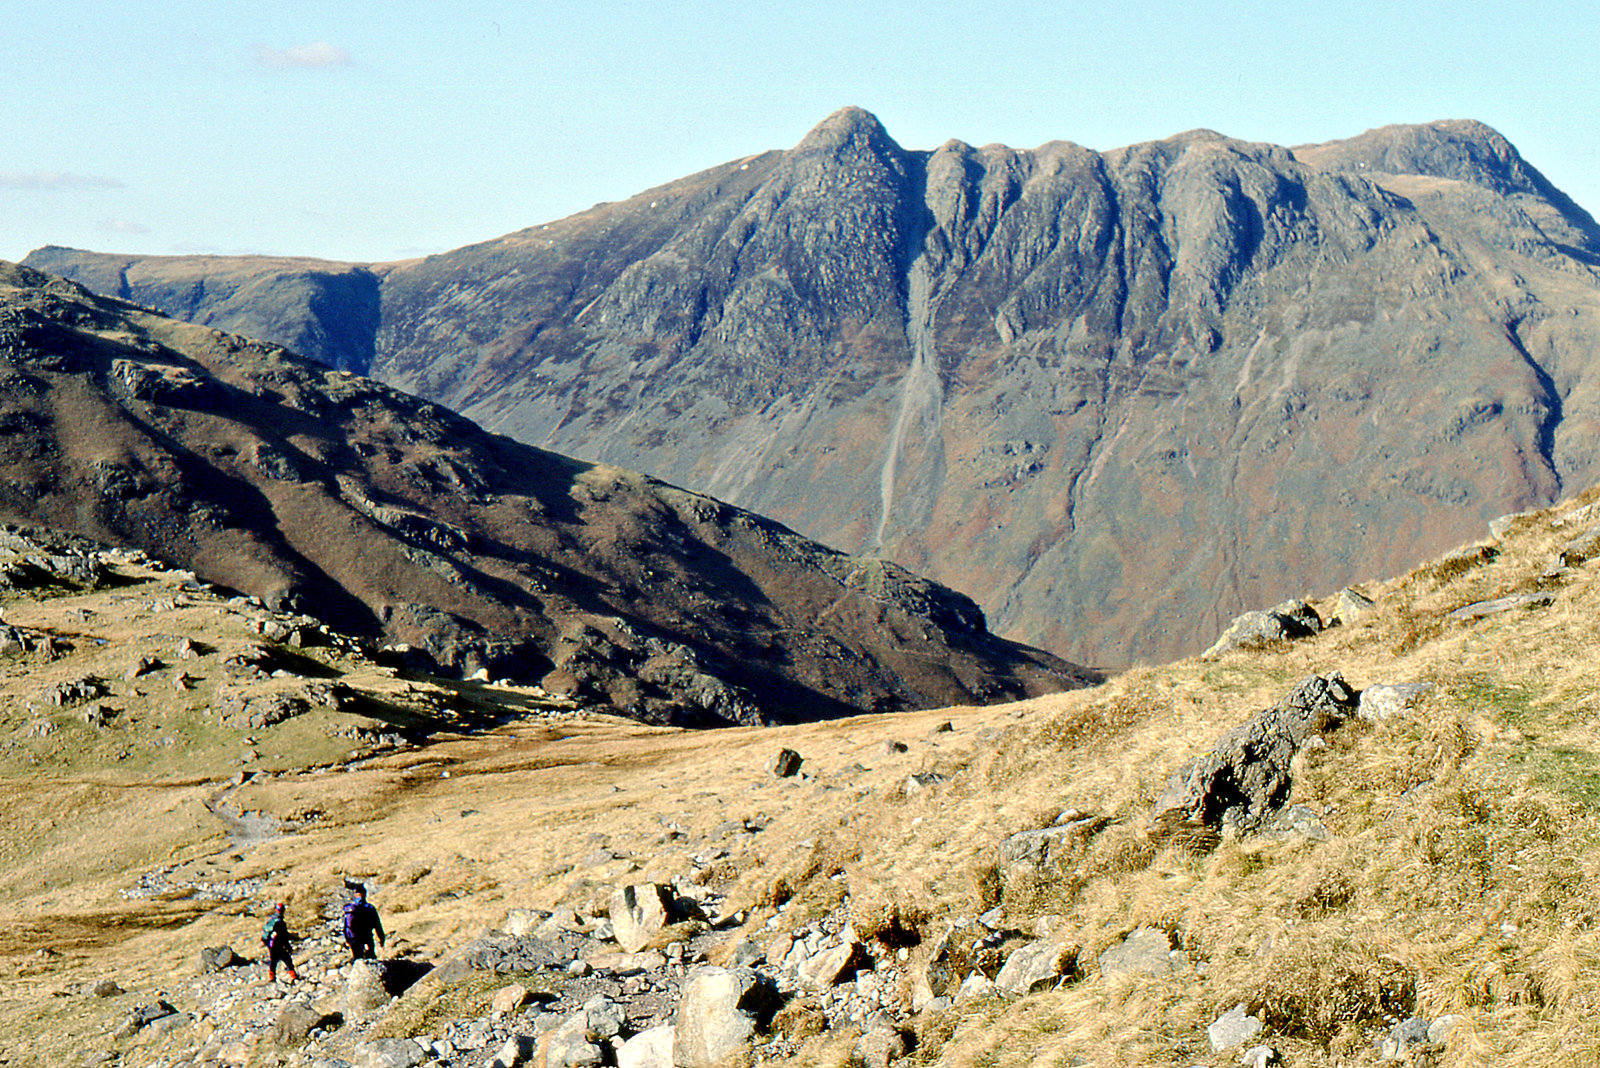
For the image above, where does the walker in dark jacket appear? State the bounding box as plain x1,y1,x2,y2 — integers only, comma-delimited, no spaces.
261,902,298,982
342,885,386,961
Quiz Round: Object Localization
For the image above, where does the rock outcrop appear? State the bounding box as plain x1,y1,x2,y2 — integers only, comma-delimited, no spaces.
1151,673,1359,835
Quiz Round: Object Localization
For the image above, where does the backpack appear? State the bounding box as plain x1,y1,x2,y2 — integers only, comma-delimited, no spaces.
343,900,364,940
262,916,284,947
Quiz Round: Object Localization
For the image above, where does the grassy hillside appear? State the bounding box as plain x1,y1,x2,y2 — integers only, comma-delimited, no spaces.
7,483,1600,1066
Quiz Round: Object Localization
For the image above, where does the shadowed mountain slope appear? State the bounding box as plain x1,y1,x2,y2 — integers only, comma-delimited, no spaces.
0,262,1092,724
30,111,1600,666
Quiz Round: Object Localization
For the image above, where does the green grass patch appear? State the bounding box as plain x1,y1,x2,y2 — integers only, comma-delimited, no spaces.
1511,746,1600,810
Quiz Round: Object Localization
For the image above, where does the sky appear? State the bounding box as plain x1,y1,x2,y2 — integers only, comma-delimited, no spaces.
6,0,1599,265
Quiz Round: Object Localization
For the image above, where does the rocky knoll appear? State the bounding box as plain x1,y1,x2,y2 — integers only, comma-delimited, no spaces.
0,263,1091,723
30,111,1600,665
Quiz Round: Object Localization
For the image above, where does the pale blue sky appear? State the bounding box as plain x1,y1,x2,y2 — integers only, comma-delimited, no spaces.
6,0,1598,263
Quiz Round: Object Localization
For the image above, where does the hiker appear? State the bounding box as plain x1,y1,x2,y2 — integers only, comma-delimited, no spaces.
261,902,298,982
343,884,386,961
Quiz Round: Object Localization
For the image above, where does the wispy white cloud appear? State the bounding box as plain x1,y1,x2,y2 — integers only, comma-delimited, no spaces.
99,219,150,236
254,41,352,69
0,171,122,190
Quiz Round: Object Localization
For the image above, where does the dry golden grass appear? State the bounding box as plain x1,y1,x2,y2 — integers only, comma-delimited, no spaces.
10,486,1600,1065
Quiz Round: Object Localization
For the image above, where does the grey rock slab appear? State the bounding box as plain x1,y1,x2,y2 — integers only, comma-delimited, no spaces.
1098,927,1184,978
1208,1003,1264,1052
1448,592,1555,622
1359,682,1435,722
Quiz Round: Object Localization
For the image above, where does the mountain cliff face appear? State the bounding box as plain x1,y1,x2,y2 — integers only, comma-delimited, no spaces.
31,112,1600,665
0,262,1091,723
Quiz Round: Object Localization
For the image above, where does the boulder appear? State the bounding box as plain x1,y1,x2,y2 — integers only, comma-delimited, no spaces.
491,983,532,1015
91,979,123,998
767,748,803,777
503,908,550,937
955,973,996,1002
1358,682,1435,722
1204,600,1323,657
997,816,1109,880
345,960,392,1018
1331,587,1376,624
1379,1017,1431,1060
611,883,674,952
994,938,1076,996
672,967,779,1068
1208,1004,1264,1052
1097,927,1184,978
198,945,241,973
617,1024,674,1068
855,1025,909,1068
1239,1046,1279,1068
541,1015,604,1068
1151,674,1358,835
492,1035,535,1068
910,926,965,1009
795,937,865,988
354,1039,429,1068
273,1002,334,1048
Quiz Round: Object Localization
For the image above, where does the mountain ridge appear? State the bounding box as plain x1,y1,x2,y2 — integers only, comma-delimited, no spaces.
0,261,1093,724
29,111,1600,666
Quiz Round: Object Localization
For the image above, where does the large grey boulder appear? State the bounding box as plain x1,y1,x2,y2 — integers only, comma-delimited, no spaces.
994,939,1076,996
673,967,779,1068
611,883,674,953
1204,600,1323,657
1151,673,1358,835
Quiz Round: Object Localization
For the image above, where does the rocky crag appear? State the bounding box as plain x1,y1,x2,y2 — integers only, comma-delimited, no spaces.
29,111,1600,666
0,263,1091,724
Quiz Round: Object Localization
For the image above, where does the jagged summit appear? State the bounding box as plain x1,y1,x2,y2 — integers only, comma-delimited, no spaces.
28,114,1600,666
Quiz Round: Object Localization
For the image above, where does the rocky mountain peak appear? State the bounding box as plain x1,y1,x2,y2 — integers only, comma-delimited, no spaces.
795,106,899,155
28,114,1600,667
